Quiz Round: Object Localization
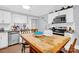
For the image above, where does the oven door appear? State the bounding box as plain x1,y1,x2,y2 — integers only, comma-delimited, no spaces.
8,32,19,46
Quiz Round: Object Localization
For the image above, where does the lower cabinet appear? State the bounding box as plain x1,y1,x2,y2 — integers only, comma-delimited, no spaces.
0,32,8,48
0,31,20,49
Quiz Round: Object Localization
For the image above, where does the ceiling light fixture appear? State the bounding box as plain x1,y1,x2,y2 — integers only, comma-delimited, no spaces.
22,5,31,10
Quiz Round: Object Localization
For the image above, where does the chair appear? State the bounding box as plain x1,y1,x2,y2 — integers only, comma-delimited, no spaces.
61,38,77,53
21,41,30,53
68,38,77,53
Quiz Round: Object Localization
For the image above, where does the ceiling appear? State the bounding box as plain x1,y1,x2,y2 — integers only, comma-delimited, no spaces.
0,5,68,16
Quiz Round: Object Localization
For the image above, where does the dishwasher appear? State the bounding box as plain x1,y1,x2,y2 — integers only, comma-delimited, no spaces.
8,31,20,46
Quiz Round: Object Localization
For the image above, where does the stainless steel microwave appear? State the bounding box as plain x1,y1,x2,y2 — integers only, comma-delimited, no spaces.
52,15,66,24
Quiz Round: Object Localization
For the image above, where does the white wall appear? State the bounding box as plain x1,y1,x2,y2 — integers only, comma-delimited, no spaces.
73,6,79,45
37,14,48,31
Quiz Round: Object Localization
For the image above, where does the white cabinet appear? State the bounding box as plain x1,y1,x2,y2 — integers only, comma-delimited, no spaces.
0,10,3,23
0,10,11,23
66,8,73,22
12,13,27,23
3,11,11,23
0,32,8,48
0,33,2,48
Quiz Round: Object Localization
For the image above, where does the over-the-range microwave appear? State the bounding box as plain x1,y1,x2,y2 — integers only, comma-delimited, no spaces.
52,15,66,24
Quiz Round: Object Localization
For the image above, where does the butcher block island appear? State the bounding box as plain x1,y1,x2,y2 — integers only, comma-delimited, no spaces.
21,33,70,53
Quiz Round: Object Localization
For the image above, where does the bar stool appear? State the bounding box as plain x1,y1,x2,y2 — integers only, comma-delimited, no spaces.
21,41,30,53
20,30,30,53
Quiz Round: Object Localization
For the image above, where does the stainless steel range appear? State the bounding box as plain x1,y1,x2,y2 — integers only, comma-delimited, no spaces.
8,31,20,45
50,27,66,36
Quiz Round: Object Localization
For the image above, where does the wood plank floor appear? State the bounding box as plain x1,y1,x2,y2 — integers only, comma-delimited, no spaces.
0,44,30,53
0,44,79,53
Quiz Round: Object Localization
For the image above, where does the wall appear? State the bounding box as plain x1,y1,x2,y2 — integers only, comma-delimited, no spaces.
37,14,48,32
73,6,79,45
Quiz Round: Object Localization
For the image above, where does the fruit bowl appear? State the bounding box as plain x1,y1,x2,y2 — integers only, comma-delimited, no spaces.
34,32,43,37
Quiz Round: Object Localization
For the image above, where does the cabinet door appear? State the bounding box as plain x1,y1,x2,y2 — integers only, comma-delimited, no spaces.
0,33,2,48
48,12,58,24
66,8,73,22
13,13,27,23
3,11,11,23
0,33,8,48
0,10,3,23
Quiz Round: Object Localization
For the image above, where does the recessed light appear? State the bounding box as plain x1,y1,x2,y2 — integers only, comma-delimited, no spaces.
22,5,31,10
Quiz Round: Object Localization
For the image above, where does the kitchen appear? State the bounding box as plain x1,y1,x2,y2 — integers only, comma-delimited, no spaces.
0,5,79,53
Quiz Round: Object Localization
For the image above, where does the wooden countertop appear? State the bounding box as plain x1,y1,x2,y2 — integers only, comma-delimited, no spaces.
21,33,70,53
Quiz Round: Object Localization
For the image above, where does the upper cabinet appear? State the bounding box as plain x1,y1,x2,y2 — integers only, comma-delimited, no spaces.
48,8,74,24
0,10,3,23
12,13,27,23
66,8,73,22
0,10,11,23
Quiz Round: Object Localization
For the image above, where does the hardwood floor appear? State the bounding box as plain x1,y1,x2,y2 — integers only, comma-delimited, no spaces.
0,44,30,53
0,44,79,53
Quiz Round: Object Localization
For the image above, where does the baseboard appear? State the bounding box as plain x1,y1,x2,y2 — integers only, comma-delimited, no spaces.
0,43,19,50
8,43,19,47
